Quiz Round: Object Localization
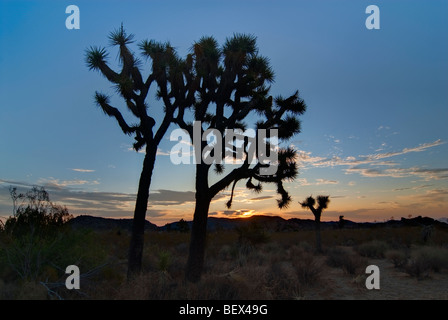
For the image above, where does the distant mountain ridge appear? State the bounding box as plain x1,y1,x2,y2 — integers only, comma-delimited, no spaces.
68,215,158,232
68,214,448,233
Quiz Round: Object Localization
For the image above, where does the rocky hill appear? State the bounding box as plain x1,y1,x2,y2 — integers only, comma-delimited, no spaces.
68,214,448,233
160,215,448,232
68,215,158,232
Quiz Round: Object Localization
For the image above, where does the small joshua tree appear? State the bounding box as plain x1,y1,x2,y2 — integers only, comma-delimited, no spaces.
300,195,330,252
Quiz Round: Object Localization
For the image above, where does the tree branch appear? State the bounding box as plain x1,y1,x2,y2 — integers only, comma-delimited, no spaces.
95,95,136,135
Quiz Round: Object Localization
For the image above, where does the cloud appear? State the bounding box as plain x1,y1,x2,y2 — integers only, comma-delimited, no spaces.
404,188,448,203
297,178,338,186
37,177,100,189
0,181,135,217
0,180,199,220
344,208,382,216
361,139,445,161
156,148,171,156
297,139,446,181
393,184,433,192
344,166,448,180
297,150,327,166
71,168,95,173
220,209,255,216
315,179,339,185
146,209,170,218
249,196,273,201
0,179,34,188
148,189,195,205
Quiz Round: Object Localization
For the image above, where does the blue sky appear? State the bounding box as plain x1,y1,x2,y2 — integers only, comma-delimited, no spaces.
1,0,447,225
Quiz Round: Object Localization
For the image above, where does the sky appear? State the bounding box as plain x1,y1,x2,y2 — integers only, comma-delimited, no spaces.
1,0,447,226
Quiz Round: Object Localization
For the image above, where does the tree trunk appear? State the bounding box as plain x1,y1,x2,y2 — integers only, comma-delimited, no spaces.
314,214,322,253
127,146,157,279
185,163,210,283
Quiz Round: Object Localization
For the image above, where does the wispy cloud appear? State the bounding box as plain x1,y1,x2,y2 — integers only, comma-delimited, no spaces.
0,180,203,221
393,184,433,191
217,209,255,217
71,168,95,173
315,179,339,185
361,139,444,161
249,196,273,201
296,178,339,186
345,166,448,180
298,139,446,181
148,189,195,205
396,188,448,208
37,177,100,189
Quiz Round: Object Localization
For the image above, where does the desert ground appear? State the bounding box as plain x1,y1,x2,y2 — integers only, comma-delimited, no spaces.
1,222,448,300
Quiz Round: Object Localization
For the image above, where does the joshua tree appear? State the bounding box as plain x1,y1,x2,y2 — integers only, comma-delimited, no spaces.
86,28,306,282
173,34,307,282
300,195,330,252
85,25,196,278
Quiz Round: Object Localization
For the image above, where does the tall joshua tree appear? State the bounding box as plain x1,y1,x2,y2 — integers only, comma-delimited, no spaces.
85,25,196,278
173,34,307,282
300,195,330,252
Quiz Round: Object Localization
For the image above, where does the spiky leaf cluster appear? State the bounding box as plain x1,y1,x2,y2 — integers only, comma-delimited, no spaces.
168,33,307,211
300,195,330,219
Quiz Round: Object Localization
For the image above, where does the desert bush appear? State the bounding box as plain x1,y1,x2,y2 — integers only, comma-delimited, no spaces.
266,260,298,299
157,249,172,272
5,186,72,238
326,247,367,275
405,257,431,279
326,247,349,268
386,249,409,268
404,246,448,279
236,223,270,246
290,249,322,286
0,226,110,300
356,240,388,258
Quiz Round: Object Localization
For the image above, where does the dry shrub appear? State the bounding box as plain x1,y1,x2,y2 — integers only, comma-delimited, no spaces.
266,260,298,299
326,247,367,275
288,246,322,286
292,252,322,287
405,246,448,279
385,249,409,269
116,271,177,299
236,223,270,246
15,281,48,300
356,240,388,258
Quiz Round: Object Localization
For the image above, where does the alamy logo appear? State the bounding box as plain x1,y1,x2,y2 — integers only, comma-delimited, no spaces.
365,265,380,289
65,5,80,30
170,121,279,175
365,5,380,30
65,265,80,290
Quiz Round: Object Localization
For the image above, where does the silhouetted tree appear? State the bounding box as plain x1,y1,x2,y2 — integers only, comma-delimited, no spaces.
300,195,330,252
5,186,72,237
338,215,345,229
176,218,190,233
173,34,307,282
85,25,196,278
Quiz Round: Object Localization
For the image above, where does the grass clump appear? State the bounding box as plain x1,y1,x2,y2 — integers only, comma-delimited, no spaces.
290,247,322,287
356,240,389,258
385,249,409,268
326,247,367,275
405,246,448,279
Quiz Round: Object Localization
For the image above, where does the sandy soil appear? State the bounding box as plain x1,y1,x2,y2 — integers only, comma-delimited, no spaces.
303,256,448,300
